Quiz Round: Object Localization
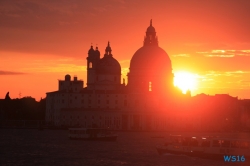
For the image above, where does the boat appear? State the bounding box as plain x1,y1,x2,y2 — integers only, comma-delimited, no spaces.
199,137,250,160
156,134,205,156
68,128,118,141
156,134,250,160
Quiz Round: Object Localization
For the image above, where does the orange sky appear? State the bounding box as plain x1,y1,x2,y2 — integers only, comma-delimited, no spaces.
1,0,250,100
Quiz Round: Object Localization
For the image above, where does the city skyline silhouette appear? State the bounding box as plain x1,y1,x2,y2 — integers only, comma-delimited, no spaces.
1,0,250,100
1,2,250,166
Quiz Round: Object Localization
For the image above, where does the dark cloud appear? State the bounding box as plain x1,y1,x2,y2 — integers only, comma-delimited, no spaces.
0,0,127,30
0,0,250,59
0,0,129,57
0,70,26,75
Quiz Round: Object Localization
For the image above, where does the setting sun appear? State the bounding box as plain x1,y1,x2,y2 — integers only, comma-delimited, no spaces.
174,71,198,94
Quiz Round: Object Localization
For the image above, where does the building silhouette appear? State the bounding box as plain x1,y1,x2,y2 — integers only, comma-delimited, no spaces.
45,20,246,131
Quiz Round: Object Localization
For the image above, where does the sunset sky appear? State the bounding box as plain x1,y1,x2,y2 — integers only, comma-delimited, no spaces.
1,0,250,100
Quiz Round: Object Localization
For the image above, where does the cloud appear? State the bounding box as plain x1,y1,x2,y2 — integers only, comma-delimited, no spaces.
172,54,190,57
201,78,214,82
225,71,249,74
204,70,250,77
197,50,250,58
110,0,126,4
205,54,234,58
195,70,250,91
0,70,25,75
20,64,87,73
0,0,94,31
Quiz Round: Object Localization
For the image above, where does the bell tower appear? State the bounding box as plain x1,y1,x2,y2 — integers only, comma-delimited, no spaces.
87,45,100,88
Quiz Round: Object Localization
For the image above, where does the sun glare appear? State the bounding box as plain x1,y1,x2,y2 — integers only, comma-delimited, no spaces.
174,71,197,94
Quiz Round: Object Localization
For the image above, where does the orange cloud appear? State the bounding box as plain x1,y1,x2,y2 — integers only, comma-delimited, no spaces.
0,70,25,75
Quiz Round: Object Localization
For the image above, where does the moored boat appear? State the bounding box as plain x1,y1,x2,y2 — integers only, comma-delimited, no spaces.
156,134,205,156
68,128,117,141
156,134,250,160
200,137,250,160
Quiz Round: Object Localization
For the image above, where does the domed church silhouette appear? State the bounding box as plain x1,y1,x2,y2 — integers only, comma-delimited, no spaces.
46,20,188,130
128,19,173,94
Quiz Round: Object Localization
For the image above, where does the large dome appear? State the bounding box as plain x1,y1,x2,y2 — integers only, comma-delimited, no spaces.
130,19,172,73
96,55,121,74
130,46,172,71
128,20,174,93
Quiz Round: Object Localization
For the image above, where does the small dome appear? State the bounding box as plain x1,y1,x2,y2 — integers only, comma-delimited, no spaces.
95,47,100,58
146,26,155,33
65,74,71,81
96,56,121,74
88,45,95,55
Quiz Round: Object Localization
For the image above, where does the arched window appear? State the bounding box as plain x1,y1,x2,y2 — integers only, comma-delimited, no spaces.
89,62,92,68
149,82,152,91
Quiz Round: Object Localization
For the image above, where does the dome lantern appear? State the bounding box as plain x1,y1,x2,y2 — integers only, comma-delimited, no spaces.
105,41,112,55
146,19,155,33
144,19,158,46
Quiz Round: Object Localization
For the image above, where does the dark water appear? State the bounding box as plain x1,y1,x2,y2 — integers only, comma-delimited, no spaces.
0,129,249,166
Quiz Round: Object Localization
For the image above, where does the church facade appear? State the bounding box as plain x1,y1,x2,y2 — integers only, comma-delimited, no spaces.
45,20,190,131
